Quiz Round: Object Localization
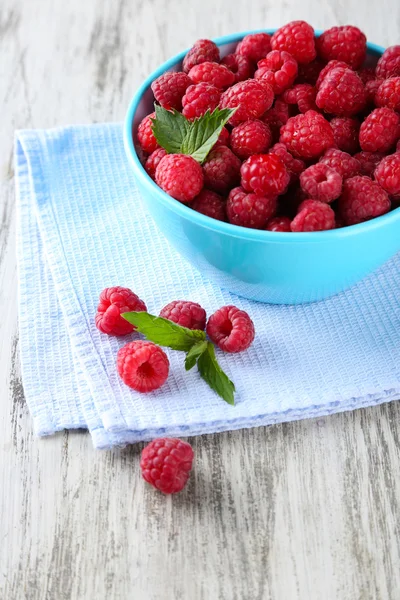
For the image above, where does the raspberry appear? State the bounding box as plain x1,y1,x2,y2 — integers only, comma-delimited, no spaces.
203,146,241,194
357,67,376,84
316,26,367,69
227,186,277,229
182,83,221,120
297,59,325,85
339,175,391,225
365,79,382,104
283,83,317,113
255,51,298,95
117,341,169,392
230,119,272,159
263,98,290,137
240,154,290,196
330,117,360,154
265,215,292,232
375,46,400,79
359,108,400,153
188,62,235,90
145,148,167,180
206,305,255,353
221,53,254,82
300,163,342,203
291,199,336,232
183,39,220,73
271,21,316,64
140,438,194,495
316,67,366,116
280,110,334,159
375,77,400,111
159,300,207,330
95,287,147,336
315,60,349,89
236,33,272,63
137,112,159,154
397,140,400,153
374,153,400,196
151,72,191,110
191,189,227,221
156,154,203,203
319,148,361,180
268,143,306,183
219,79,274,126
353,151,384,176
214,126,230,149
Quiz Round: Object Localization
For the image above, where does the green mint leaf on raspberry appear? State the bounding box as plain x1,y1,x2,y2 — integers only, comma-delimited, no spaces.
181,107,236,163
121,311,206,351
184,340,208,371
197,342,235,405
151,105,190,154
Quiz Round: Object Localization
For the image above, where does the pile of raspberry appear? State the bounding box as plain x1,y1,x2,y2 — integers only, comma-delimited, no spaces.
136,22,400,232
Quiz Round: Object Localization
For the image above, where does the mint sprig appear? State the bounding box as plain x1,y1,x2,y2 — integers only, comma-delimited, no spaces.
151,105,236,164
185,340,208,371
198,342,235,406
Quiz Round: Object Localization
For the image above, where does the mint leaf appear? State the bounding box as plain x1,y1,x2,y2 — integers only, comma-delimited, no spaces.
197,342,235,405
185,340,208,371
122,311,205,351
181,108,236,163
151,105,189,154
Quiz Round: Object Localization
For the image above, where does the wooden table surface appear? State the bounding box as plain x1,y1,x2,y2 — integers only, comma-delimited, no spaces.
1,1,400,598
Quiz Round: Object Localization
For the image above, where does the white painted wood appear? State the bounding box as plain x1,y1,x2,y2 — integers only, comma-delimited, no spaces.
1,1,400,598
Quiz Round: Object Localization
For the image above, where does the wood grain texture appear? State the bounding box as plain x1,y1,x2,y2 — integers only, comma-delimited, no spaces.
1,1,400,598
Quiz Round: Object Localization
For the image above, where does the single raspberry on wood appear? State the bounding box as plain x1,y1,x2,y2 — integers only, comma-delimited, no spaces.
316,67,366,116
330,117,360,154
183,39,220,73
191,189,227,221
319,148,361,180
291,200,336,232
265,215,292,232
151,72,191,110
338,175,391,225
268,143,306,183
283,83,317,113
206,305,255,353
374,154,400,197
280,110,334,159
255,51,298,95
137,112,160,154
375,77,400,112
95,286,147,336
159,300,207,330
219,79,274,126
221,53,255,82
300,163,342,203
240,154,290,196
182,83,221,120
203,146,241,194
236,33,272,64
188,62,235,90
145,148,167,180
316,26,366,69
230,119,272,159
156,154,204,203
117,341,169,392
359,108,400,153
353,151,384,176
271,21,316,64
316,60,350,89
140,438,194,495
227,186,277,229
375,46,400,79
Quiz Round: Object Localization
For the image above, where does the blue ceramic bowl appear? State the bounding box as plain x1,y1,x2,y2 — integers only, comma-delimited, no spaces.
124,30,400,304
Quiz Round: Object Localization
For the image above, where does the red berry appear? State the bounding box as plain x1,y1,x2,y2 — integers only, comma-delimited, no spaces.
95,287,147,336
227,186,277,229
316,60,349,89
263,98,290,138
206,305,255,353
236,33,272,63
214,126,230,149
240,154,290,196
141,438,194,494
357,67,376,84
183,39,220,73
191,189,227,221
374,153,400,196
219,79,274,126
268,143,306,183
339,175,391,225
300,163,342,203
230,119,272,159
396,140,400,153
316,67,366,116
353,151,384,176
255,51,298,95
188,61,235,90
265,215,292,231
203,146,241,194
297,59,325,85
319,148,361,180
375,46,400,79
159,300,207,330
145,148,167,180
221,53,255,82
182,83,221,120
151,72,191,110
117,341,169,392
291,199,336,232
271,21,316,64
359,108,400,153
316,26,366,69
365,79,382,104
283,83,317,113
375,77,400,112
156,154,203,203
137,112,159,154
280,110,334,159
330,117,360,154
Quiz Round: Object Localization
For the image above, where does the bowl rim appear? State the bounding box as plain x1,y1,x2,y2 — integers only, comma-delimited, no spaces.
124,29,398,244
